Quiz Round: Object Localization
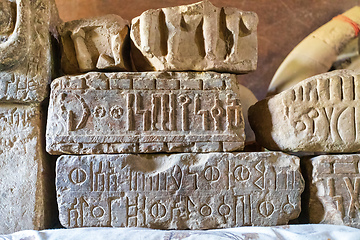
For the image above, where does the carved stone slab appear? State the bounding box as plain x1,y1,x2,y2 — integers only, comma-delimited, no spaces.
311,154,360,228
0,0,59,103
46,72,245,154
56,152,304,229
249,70,360,153
0,105,55,234
58,14,132,74
130,0,258,73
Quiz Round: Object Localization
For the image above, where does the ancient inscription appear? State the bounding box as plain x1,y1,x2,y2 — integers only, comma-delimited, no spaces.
0,0,59,103
56,152,304,229
311,154,360,228
0,105,55,234
130,0,258,73
249,70,360,152
58,14,132,74
46,72,245,154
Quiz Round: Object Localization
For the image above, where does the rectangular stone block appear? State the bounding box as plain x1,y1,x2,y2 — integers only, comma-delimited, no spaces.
249,70,360,153
0,0,59,103
130,1,258,74
56,152,304,229
58,15,131,74
0,105,55,234
311,154,360,228
46,72,245,154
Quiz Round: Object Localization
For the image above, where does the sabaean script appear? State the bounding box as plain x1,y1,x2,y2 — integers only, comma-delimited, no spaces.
46,72,245,154
312,154,360,228
0,0,59,103
56,152,304,229
249,70,360,153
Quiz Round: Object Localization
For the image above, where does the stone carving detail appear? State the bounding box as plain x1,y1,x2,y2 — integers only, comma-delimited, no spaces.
0,0,59,103
249,70,360,152
0,105,55,234
311,154,360,228
130,0,258,73
56,152,304,229
58,14,132,74
0,0,15,43
46,72,245,154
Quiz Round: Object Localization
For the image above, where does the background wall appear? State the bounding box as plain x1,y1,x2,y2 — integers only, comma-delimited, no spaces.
54,0,360,99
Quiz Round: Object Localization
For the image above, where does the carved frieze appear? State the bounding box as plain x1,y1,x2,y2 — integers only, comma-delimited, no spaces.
249,70,360,152
58,14,132,74
56,152,304,229
46,72,245,154
0,105,55,234
0,0,59,103
311,154,360,228
130,0,258,73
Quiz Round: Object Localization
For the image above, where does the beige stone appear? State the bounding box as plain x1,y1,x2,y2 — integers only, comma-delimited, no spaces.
46,72,245,154
238,84,257,144
130,0,258,73
249,69,360,153
58,14,132,74
310,154,360,228
56,152,304,229
0,105,55,234
0,0,59,103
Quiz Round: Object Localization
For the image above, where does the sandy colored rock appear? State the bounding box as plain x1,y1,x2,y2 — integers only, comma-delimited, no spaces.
46,71,245,154
238,84,257,144
130,0,258,73
58,14,131,74
249,69,360,153
56,152,304,229
311,154,360,228
0,0,59,103
0,105,55,234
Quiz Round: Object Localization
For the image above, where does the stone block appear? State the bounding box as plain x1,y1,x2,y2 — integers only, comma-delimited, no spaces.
0,0,59,103
130,0,258,73
56,152,304,229
249,70,360,153
46,72,245,154
311,154,360,228
58,14,132,74
0,104,55,234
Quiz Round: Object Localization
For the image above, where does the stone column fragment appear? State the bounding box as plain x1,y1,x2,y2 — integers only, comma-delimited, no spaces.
249,70,360,153
0,105,55,234
311,154,360,228
0,0,59,103
130,0,258,73
56,152,304,229
46,72,245,154
58,14,132,74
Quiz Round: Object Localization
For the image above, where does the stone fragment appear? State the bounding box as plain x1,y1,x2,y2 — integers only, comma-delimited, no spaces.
56,152,304,229
130,0,258,73
238,84,257,144
58,14,131,74
0,105,55,234
0,0,59,103
46,72,245,154
310,154,360,228
249,69,360,153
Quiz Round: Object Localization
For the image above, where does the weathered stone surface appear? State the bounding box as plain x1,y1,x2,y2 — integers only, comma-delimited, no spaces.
130,0,258,73
56,152,304,229
46,72,245,154
0,0,59,103
249,69,360,153
238,84,257,144
0,105,55,234
311,154,360,228
58,14,131,74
